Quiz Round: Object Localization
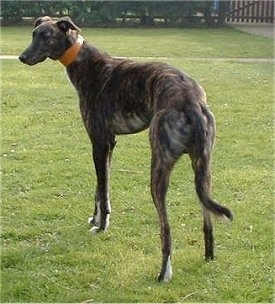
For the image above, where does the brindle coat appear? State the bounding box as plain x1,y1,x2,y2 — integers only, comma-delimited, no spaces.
19,16,233,282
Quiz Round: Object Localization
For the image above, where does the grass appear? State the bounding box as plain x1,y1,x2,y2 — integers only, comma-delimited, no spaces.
1,26,274,58
1,26,274,302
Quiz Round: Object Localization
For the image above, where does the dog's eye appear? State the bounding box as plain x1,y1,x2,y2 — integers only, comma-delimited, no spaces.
33,30,51,40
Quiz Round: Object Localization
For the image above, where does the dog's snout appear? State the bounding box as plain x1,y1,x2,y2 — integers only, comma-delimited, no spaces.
19,52,38,66
19,53,28,63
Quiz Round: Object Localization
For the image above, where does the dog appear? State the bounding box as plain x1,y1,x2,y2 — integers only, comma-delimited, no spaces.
19,16,233,282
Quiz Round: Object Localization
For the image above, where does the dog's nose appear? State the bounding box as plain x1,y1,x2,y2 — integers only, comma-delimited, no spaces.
19,54,27,63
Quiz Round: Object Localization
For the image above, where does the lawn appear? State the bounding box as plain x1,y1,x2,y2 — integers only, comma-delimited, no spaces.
1,26,274,302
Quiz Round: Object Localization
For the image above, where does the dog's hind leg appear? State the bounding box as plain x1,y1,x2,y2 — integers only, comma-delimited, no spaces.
191,152,215,260
190,150,233,260
150,154,173,282
189,108,233,260
149,109,191,282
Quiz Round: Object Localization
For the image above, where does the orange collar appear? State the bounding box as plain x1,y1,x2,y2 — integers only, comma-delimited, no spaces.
58,36,84,67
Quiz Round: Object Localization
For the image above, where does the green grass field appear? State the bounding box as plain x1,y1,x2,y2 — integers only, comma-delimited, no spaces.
1,26,274,302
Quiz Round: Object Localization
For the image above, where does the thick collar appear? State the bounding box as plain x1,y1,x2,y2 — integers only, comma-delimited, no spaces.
58,36,84,67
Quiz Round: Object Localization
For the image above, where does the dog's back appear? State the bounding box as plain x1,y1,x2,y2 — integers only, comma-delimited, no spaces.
67,44,207,138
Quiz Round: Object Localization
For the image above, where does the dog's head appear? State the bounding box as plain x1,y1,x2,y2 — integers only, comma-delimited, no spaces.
19,16,80,66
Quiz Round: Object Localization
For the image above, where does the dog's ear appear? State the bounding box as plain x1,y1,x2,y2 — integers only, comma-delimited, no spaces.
56,16,81,34
34,16,52,28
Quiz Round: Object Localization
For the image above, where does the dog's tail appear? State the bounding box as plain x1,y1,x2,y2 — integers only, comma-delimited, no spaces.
186,104,233,221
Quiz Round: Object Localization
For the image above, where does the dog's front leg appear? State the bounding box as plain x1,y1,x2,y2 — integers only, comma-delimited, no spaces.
88,141,113,233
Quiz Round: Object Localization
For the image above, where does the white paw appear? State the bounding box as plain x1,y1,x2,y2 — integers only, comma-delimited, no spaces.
88,217,94,225
158,256,172,282
163,256,172,282
90,226,100,233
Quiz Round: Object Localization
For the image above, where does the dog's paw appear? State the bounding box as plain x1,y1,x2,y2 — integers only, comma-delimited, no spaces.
88,216,95,226
90,226,100,233
157,256,172,283
88,214,110,232
88,216,100,233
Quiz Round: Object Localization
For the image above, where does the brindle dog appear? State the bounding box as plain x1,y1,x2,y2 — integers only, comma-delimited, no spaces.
19,16,233,282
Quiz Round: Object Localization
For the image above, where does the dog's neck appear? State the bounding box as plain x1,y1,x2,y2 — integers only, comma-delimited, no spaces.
58,35,84,67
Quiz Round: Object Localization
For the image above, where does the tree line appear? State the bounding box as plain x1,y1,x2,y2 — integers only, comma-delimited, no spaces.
1,1,230,27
